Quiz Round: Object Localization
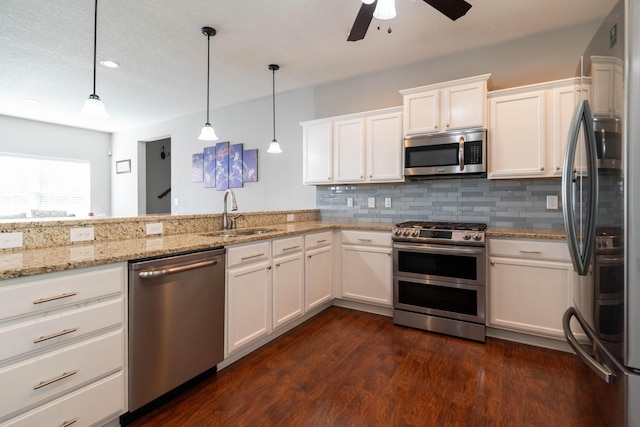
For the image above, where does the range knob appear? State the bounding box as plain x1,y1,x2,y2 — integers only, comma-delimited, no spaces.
472,234,482,241
402,230,411,236
394,229,402,236
602,240,608,248
411,230,419,237
462,233,471,240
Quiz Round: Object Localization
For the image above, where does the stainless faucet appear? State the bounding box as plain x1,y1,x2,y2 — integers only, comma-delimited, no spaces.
222,189,238,230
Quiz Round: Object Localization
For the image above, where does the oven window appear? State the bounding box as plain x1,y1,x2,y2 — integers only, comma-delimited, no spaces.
397,251,477,280
406,144,457,167
398,281,478,316
597,263,624,295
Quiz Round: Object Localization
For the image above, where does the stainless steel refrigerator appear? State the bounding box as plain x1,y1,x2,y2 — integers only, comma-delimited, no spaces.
561,1,640,426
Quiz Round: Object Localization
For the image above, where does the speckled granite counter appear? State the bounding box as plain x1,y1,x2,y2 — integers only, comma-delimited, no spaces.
486,227,566,240
0,221,393,280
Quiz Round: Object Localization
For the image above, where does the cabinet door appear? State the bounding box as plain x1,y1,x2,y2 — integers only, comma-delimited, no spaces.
366,111,403,182
488,256,576,338
443,82,486,131
305,245,332,311
341,245,392,306
302,122,332,184
550,85,581,176
333,118,365,183
272,252,304,329
226,260,271,354
403,90,440,135
488,91,547,178
592,62,614,117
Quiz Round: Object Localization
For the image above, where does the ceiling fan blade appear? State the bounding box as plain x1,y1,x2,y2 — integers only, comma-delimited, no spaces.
347,0,377,42
423,0,472,21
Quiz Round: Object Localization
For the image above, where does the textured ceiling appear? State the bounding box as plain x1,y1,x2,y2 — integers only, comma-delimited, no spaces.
0,0,618,133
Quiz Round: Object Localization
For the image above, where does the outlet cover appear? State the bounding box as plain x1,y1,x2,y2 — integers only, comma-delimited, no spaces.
347,197,353,207
0,232,23,249
385,197,392,208
70,227,95,242
146,223,163,235
287,214,295,222
546,195,559,210
368,197,375,208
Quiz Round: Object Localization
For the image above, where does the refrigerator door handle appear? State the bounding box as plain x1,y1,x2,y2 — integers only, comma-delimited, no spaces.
561,99,599,276
563,306,630,384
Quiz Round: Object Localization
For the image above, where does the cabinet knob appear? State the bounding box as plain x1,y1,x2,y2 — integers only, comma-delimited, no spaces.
276,263,280,267
434,125,438,129
328,177,331,180
540,167,545,171
556,166,560,171
308,255,312,259
360,175,363,179
267,265,272,270
369,175,372,178
446,123,450,127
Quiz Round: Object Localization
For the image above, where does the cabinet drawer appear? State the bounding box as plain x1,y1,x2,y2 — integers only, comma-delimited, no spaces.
227,242,271,268
489,238,570,261
341,230,391,247
0,266,124,322
0,371,124,427
0,330,123,420
304,231,332,249
0,297,123,363
272,236,304,257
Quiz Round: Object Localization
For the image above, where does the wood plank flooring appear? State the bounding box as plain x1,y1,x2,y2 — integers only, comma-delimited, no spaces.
125,306,609,427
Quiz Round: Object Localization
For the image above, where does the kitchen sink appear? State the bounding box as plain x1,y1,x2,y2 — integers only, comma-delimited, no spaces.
200,228,278,238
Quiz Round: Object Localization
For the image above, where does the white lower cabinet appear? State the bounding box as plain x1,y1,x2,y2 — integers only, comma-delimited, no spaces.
0,264,126,426
305,232,333,311
272,236,305,330
340,231,392,307
226,241,272,355
488,238,578,339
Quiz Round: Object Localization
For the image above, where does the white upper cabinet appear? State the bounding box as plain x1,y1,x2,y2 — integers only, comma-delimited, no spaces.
590,55,623,118
488,78,582,179
302,122,333,185
301,107,403,185
400,74,491,136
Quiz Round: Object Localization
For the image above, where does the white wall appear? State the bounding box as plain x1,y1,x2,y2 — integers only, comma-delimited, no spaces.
0,115,111,216
111,87,316,216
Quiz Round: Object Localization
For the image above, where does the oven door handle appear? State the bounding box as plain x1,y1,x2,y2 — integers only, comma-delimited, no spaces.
393,242,483,256
458,136,465,171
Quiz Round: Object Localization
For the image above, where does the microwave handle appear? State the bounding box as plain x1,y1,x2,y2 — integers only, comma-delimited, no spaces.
458,136,465,171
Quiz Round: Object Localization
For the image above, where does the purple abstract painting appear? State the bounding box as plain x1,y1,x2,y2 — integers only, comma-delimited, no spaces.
243,149,258,182
229,144,243,188
192,153,204,182
203,146,216,188
215,141,230,191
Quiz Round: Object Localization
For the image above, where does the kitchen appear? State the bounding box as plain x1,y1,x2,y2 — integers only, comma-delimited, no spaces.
1,0,639,426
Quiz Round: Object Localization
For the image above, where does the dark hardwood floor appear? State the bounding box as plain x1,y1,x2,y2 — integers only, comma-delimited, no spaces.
126,306,608,427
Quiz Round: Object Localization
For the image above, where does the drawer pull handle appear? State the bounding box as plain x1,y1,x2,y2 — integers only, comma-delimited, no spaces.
519,250,542,254
241,253,265,261
317,239,327,243
59,418,78,427
33,292,77,305
34,328,78,344
358,239,372,242
282,245,300,251
34,370,78,390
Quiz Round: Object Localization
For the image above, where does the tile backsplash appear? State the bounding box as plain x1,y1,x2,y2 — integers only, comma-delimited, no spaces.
317,178,566,229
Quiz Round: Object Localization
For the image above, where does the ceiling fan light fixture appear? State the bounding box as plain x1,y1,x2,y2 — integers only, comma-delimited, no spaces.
373,0,396,20
361,0,375,4
267,64,282,154
80,0,109,119
198,26,219,142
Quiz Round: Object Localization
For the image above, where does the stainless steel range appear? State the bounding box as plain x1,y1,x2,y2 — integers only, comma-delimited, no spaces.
392,221,487,342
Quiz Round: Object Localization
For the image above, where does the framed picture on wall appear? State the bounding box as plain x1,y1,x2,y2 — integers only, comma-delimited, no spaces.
116,159,131,174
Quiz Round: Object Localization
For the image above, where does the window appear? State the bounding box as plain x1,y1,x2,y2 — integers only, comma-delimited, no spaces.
0,153,91,218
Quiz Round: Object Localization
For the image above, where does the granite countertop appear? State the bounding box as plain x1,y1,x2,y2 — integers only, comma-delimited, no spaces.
0,221,393,280
0,221,565,281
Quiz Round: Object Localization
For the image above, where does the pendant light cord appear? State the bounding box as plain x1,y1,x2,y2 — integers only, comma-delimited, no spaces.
272,67,276,141
206,33,211,124
92,0,98,96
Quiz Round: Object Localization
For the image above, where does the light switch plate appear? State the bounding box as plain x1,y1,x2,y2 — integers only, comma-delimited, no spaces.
70,227,94,242
368,197,375,208
146,223,163,235
347,197,353,207
385,197,391,208
546,195,558,210
0,232,23,249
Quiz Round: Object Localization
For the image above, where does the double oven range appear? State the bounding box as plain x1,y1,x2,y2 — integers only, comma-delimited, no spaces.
392,221,487,342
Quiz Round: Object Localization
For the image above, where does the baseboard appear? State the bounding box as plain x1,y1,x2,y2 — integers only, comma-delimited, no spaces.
486,327,573,353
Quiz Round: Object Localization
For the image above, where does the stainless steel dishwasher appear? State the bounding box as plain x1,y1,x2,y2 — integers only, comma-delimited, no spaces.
127,247,226,412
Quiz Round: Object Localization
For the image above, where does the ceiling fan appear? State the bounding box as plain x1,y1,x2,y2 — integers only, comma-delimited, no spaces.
347,0,472,42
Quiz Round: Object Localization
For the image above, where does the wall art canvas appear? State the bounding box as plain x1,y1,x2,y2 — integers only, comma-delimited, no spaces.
203,146,216,188
191,153,204,182
243,149,258,182
229,143,243,188
215,141,230,191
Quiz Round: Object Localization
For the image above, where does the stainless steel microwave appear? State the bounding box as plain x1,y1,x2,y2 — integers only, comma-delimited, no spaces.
404,129,487,178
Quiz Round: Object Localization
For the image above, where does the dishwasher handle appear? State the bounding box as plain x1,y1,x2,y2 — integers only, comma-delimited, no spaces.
138,257,223,279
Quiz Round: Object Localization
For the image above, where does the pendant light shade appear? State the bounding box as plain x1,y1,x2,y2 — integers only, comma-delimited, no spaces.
80,0,109,118
373,0,397,20
267,64,282,154
198,27,218,141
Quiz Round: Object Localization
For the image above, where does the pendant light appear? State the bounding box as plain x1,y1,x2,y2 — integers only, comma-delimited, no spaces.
267,64,282,154
80,0,109,118
373,0,397,20
198,27,218,141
